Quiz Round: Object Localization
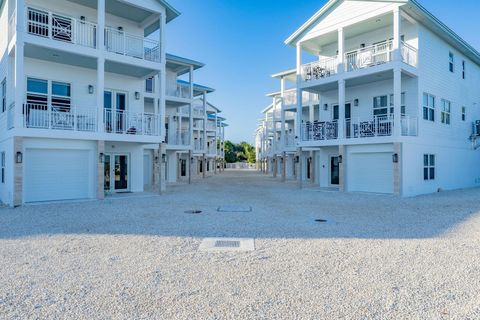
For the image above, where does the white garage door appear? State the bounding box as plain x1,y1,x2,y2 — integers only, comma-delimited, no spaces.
24,149,91,202
348,152,393,194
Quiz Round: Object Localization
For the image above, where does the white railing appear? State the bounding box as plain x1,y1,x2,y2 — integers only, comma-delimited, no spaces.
282,90,320,107
401,42,418,67
193,120,202,129
301,121,338,141
105,27,159,62
178,106,190,115
7,103,15,130
192,106,204,117
167,129,190,145
8,9,16,43
285,133,295,147
104,109,159,136
194,139,203,151
23,104,97,131
206,121,216,131
345,115,393,138
301,56,338,82
27,7,97,49
207,144,217,155
401,116,418,136
168,83,191,99
345,41,392,72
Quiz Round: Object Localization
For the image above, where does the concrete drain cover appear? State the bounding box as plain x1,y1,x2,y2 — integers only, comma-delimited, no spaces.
199,238,255,252
315,219,328,223
185,210,202,214
217,205,252,212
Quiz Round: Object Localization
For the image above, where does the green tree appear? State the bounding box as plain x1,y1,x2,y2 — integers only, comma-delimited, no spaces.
223,140,256,163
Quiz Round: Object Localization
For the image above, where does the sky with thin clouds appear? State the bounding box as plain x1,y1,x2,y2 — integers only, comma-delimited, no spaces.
165,0,480,143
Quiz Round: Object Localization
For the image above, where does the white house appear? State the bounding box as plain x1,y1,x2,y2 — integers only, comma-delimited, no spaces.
0,0,226,206
257,0,480,196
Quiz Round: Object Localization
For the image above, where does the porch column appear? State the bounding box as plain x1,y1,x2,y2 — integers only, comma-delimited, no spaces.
189,66,194,149
188,150,193,184
295,42,303,142
393,8,402,62
337,27,345,74
393,142,402,195
338,79,346,139
202,91,207,178
13,42,24,130
13,137,23,207
273,156,277,178
159,143,167,194
280,77,286,150
298,148,303,189
393,68,402,137
282,152,286,182
339,145,346,192
97,0,105,132
97,140,105,200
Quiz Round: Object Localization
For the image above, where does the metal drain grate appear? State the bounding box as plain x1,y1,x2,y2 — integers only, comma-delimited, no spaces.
315,219,327,223
214,240,240,248
185,210,202,214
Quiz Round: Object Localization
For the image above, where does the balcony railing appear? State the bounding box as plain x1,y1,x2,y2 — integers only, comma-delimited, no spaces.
345,41,393,72
168,83,191,99
206,122,216,131
401,42,418,67
105,27,159,62
166,129,190,146
301,121,338,141
194,139,203,151
283,91,320,107
192,106,204,117
400,116,418,136
301,56,338,82
23,104,97,132
345,115,394,138
27,7,97,49
285,133,295,147
104,109,159,136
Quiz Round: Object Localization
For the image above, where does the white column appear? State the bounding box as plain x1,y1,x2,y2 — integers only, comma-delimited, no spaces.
272,97,277,153
296,42,302,142
393,68,402,137
189,66,194,148
393,8,402,62
280,77,286,149
13,0,25,129
202,92,207,151
338,27,345,73
97,0,105,50
338,79,346,139
97,0,105,132
159,13,166,140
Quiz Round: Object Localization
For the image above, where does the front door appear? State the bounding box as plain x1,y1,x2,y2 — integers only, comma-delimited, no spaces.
104,153,129,192
333,103,352,137
330,156,340,185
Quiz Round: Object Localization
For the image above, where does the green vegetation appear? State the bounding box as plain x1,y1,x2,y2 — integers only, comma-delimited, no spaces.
224,141,256,164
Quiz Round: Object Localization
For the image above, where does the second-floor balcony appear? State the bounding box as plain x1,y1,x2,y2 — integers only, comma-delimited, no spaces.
167,83,191,99
25,7,160,63
301,41,417,82
282,91,319,107
166,128,190,146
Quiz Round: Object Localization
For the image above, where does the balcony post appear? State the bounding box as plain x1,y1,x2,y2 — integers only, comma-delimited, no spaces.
97,58,105,132
272,96,277,154
337,27,345,74
189,65,194,148
13,42,24,130
203,91,207,152
97,0,105,51
338,79,346,139
295,42,302,143
393,68,402,137
393,8,401,62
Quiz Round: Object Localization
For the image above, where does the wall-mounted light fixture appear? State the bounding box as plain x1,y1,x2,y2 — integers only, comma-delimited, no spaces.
392,153,399,163
118,26,123,31
99,152,105,163
135,92,140,100
88,85,94,94
295,156,300,163
162,154,167,163
16,152,23,164
354,99,359,107
323,103,329,111
80,16,86,21
338,155,343,164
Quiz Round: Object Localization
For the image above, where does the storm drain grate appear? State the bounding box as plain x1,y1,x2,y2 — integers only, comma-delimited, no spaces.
214,240,240,248
315,219,328,223
185,210,202,214
199,238,255,252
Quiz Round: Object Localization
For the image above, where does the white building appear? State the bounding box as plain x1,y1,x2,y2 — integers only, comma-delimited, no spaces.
257,0,480,196
0,0,226,206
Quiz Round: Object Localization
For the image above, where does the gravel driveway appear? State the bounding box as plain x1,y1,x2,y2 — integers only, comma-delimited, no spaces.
1,170,480,319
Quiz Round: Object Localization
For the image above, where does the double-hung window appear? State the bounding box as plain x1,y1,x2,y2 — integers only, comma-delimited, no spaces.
1,152,4,184
51,81,71,111
389,92,406,115
26,78,48,107
462,60,466,79
462,106,466,121
424,154,435,180
423,93,435,121
449,52,454,72
1,79,6,113
441,99,451,125
373,95,388,117
145,77,155,93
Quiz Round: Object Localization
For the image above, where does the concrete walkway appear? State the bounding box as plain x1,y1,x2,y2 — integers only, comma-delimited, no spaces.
1,170,480,319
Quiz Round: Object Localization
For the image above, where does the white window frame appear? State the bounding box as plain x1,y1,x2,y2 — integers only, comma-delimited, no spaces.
1,78,6,113
462,106,466,121
373,95,388,116
423,93,435,122
145,77,155,93
389,92,406,115
51,81,71,111
462,60,466,79
1,152,5,184
449,52,454,73
424,154,435,181
440,99,451,125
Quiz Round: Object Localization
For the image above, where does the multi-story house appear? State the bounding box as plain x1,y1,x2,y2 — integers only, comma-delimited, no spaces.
0,0,225,206
257,0,480,196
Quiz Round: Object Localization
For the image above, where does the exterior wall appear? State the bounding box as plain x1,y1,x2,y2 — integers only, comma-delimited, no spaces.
317,146,338,187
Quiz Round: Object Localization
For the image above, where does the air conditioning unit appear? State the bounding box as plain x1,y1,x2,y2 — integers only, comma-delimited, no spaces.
474,121,480,136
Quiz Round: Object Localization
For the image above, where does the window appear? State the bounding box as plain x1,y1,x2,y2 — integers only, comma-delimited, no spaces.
145,77,155,93
51,81,71,111
424,154,435,180
462,60,466,79
389,92,406,115
1,78,6,113
423,93,435,121
26,78,48,106
1,152,4,183
462,106,466,121
373,95,388,116
441,99,451,124
449,52,454,72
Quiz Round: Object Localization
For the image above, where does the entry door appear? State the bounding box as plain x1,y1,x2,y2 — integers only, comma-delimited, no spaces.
104,91,127,133
104,154,129,192
330,156,340,185
307,157,312,179
115,92,127,133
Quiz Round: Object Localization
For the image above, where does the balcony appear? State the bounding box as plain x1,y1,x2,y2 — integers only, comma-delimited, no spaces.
167,83,191,99
283,91,320,107
301,121,338,141
301,56,338,82
104,109,160,136
26,7,160,62
23,104,97,132
206,122,216,131
166,129,189,146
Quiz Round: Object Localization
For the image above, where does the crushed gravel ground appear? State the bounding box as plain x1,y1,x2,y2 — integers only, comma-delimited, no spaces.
1,170,480,319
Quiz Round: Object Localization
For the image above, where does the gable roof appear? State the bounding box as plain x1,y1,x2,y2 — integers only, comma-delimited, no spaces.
158,0,181,23
285,0,480,65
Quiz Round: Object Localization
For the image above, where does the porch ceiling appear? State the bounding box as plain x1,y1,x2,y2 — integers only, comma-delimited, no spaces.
105,60,153,78
25,44,97,70
67,0,155,23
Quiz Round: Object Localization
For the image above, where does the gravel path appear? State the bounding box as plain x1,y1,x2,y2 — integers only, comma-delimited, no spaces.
1,170,480,319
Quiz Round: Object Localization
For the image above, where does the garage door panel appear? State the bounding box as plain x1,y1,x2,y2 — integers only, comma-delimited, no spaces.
348,152,393,194
25,149,91,202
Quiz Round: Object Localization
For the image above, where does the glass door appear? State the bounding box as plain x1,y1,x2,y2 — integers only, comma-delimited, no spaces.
104,154,111,191
330,156,340,185
115,92,127,133
114,155,129,191
104,91,113,132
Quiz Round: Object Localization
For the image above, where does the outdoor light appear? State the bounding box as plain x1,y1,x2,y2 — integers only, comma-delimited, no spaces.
16,152,22,164
80,16,86,21
392,153,399,163
118,26,123,31
295,156,300,163
338,155,343,164
162,154,167,163
323,103,328,111
99,153,105,163
135,92,140,100
354,99,359,107
88,85,94,94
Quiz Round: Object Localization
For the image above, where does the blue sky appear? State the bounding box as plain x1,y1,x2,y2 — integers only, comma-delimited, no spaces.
165,0,480,144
